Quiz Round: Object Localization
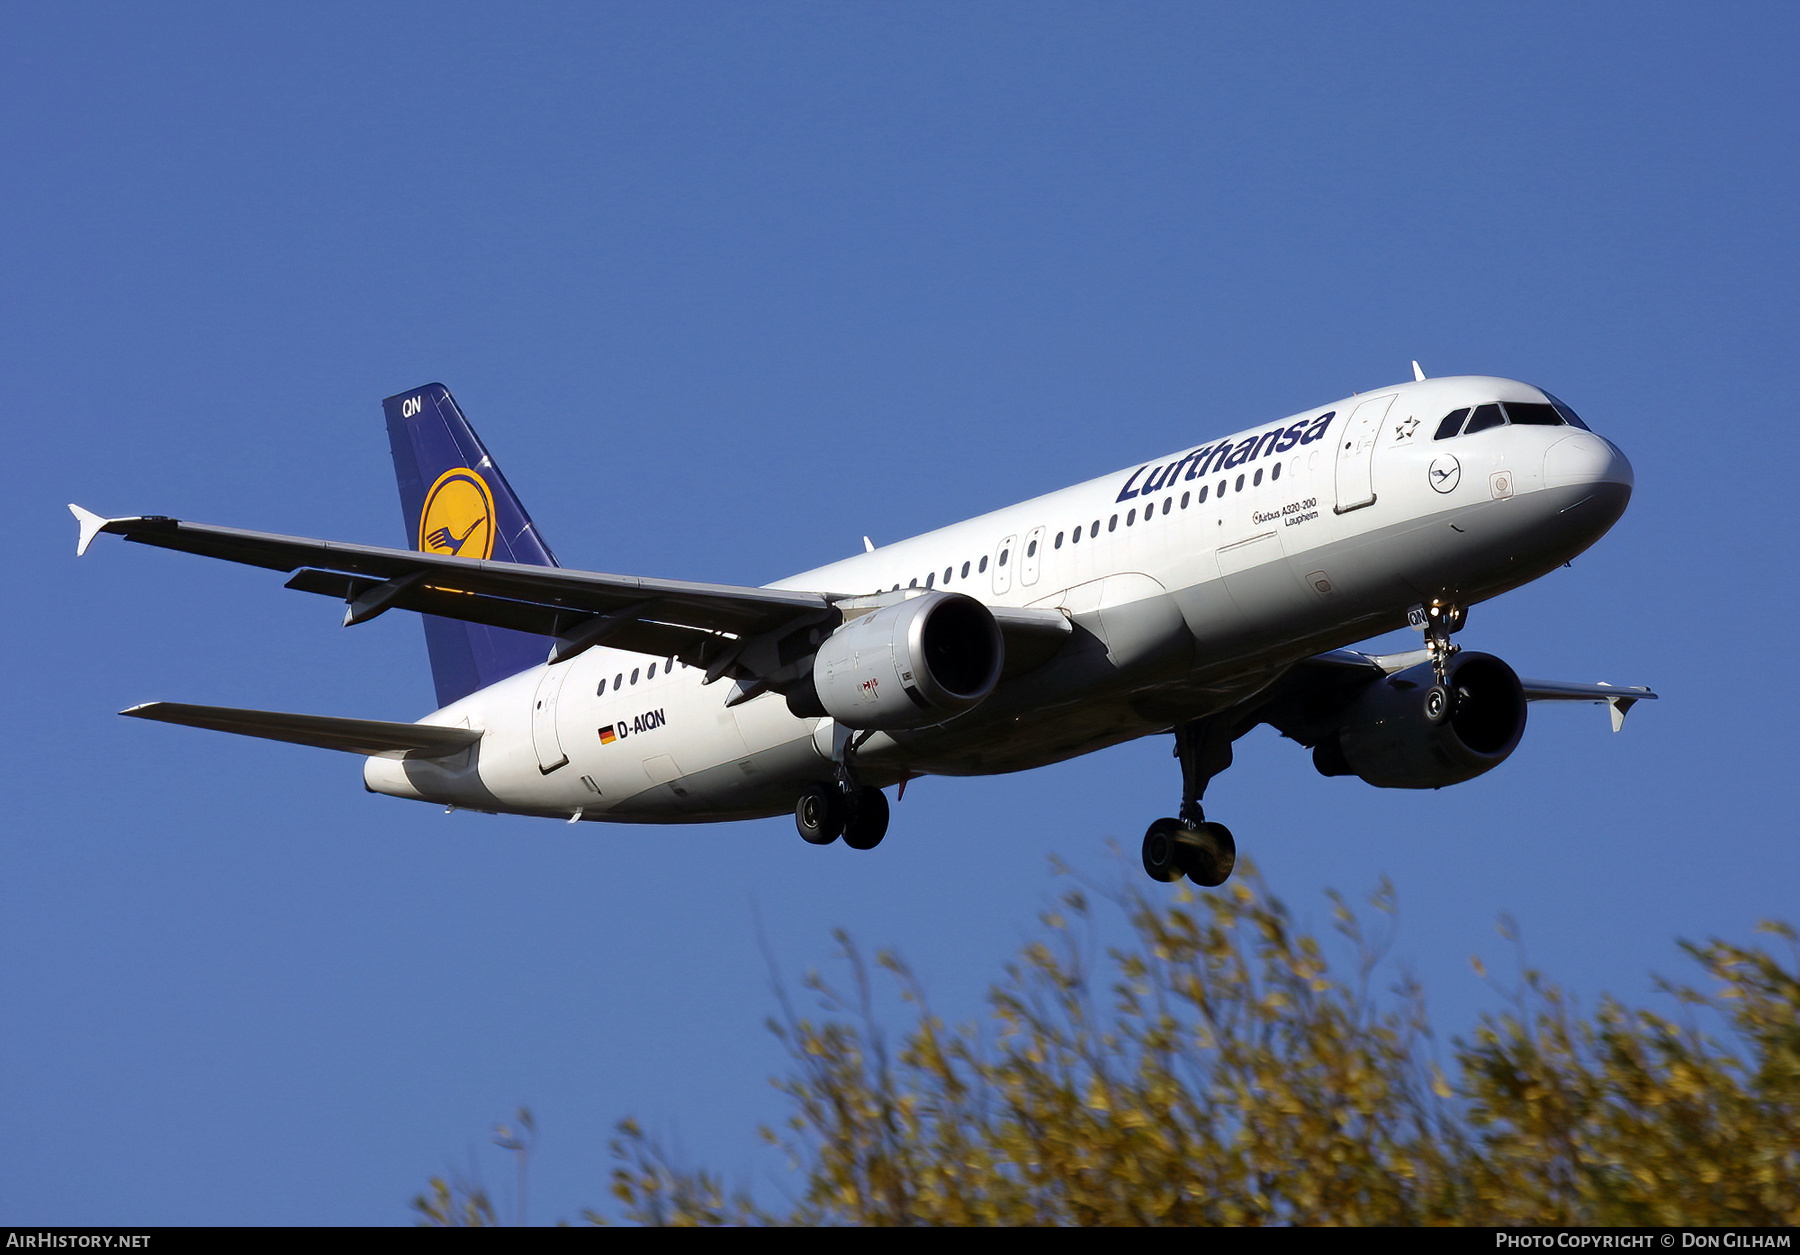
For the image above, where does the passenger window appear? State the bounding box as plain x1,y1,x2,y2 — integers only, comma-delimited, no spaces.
1464,404,1506,435
1070,527,1080,544
648,663,656,679
909,578,918,588
1089,521,1099,538
925,572,934,588
1271,462,1281,481
961,561,971,579
998,549,1009,566
978,555,988,573
1181,491,1190,508
1253,468,1263,486
1217,480,1226,497
1434,408,1470,440
1234,474,1245,492
667,657,675,671
1163,497,1173,515
1053,532,1063,549
596,678,607,695
1027,539,1037,557
615,673,624,690
1199,485,1209,503
631,667,640,684
944,567,952,583
1108,515,1118,532
1127,509,1136,526
1502,402,1563,426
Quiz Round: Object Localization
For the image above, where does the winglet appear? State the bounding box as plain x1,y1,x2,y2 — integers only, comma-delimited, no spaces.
863,536,875,553
68,504,112,557
1412,360,1427,382
1606,695,1640,733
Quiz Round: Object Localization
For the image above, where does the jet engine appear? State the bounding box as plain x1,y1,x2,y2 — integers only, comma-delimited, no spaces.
787,592,1004,730
1313,651,1527,789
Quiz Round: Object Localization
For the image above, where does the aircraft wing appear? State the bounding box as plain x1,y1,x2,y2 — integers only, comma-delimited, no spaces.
70,506,1072,687
1295,647,1658,730
122,702,483,759
73,507,826,630
1515,675,1659,730
71,505,842,674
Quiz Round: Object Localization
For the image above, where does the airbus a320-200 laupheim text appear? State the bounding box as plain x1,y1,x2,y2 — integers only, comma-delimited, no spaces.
71,364,1655,886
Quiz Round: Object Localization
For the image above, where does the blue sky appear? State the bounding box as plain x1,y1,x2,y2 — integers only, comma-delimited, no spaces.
5,1,1797,1225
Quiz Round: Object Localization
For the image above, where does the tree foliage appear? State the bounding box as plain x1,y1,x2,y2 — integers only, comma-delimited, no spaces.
418,868,1800,1226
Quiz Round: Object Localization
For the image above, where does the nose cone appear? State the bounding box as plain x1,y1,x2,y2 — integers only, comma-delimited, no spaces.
1541,433,1634,549
1545,433,1634,491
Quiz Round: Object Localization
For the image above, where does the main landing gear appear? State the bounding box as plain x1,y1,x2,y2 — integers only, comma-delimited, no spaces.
1141,718,1238,887
794,777,890,850
796,725,890,851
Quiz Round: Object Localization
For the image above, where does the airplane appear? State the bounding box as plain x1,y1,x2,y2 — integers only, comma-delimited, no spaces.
70,365,1655,886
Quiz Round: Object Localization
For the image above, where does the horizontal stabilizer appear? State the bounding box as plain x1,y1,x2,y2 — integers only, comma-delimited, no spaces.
121,702,483,760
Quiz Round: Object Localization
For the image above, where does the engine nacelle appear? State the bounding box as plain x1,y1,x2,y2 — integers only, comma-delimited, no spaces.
1317,651,1527,789
799,592,1004,730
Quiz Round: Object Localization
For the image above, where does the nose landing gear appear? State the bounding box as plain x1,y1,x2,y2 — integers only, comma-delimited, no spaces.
1410,600,1468,724
1141,717,1239,887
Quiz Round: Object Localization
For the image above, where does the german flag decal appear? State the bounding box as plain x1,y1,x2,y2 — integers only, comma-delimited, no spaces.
598,725,618,746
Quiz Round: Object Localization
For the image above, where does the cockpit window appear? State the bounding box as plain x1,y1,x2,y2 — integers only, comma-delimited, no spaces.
1464,403,1506,435
1434,408,1470,440
1502,402,1564,426
1437,396,1591,440
1540,390,1592,430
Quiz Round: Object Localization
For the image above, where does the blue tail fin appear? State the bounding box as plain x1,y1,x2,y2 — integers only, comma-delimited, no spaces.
382,383,559,708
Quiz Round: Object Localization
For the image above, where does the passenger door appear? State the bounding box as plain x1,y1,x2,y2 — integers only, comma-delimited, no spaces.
1333,394,1394,514
531,663,570,773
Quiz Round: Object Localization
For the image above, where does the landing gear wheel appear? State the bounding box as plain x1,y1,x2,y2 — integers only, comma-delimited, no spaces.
1142,817,1184,883
1175,821,1236,888
795,782,845,845
1424,684,1453,724
1142,818,1237,886
842,787,890,850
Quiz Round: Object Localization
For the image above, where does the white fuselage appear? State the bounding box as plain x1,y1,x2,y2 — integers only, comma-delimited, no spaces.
364,376,1634,822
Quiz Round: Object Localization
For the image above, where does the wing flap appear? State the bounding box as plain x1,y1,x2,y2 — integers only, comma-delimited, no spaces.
121,702,484,760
